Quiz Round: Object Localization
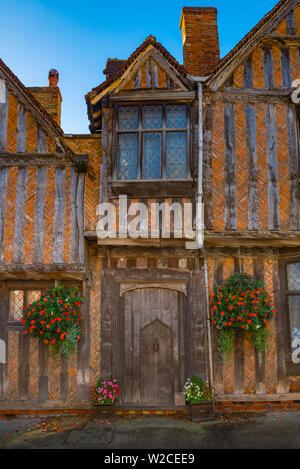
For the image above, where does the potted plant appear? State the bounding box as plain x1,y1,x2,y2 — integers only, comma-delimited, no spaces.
183,377,214,422
21,283,84,360
210,272,275,360
89,377,120,418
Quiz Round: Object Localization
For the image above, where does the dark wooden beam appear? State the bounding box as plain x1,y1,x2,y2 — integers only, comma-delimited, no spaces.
0,168,8,264
210,88,292,104
0,152,88,168
110,179,195,198
0,83,9,152
205,230,300,247
109,90,196,103
34,167,47,263
253,258,266,394
245,100,259,230
224,102,237,230
53,167,66,264
261,35,300,46
16,104,27,152
13,167,27,263
0,264,86,281
0,152,71,167
265,104,280,230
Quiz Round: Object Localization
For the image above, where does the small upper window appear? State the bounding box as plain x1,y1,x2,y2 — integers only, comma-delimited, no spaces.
116,104,190,181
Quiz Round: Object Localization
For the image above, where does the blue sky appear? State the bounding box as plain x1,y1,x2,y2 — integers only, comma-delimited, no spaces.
0,0,278,133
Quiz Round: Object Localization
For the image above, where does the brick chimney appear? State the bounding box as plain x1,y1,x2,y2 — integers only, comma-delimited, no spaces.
180,7,220,77
28,69,62,125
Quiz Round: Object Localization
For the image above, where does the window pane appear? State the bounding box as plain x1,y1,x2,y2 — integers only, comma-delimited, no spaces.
166,132,188,179
288,296,300,355
118,106,138,130
9,290,24,320
117,133,138,180
166,105,187,129
142,133,161,179
142,106,162,129
287,263,300,291
27,290,41,304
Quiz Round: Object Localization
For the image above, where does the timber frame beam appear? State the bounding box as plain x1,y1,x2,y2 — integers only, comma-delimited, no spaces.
0,152,89,168
261,34,300,46
209,88,293,104
205,230,300,247
0,264,87,281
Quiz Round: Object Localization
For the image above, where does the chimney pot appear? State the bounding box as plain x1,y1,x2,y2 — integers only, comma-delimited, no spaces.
48,69,59,87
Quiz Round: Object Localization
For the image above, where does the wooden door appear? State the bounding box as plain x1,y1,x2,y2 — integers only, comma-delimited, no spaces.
121,287,184,404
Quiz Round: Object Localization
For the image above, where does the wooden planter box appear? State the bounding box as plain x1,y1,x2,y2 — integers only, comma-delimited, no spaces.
91,403,116,418
188,402,214,422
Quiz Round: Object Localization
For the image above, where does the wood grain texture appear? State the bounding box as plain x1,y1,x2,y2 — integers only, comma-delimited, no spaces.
53,167,66,263
16,103,27,152
265,104,280,230
13,167,27,263
286,106,299,230
0,83,9,151
203,102,215,229
280,48,292,87
224,103,237,230
33,167,47,264
0,168,8,264
245,104,259,230
38,341,49,400
263,47,275,88
253,257,266,394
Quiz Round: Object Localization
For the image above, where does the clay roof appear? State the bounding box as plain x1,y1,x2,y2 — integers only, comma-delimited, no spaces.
86,35,187,100
103,59,126,78
0,58,63,135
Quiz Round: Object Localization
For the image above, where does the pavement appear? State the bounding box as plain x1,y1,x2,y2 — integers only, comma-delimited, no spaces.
0,411,300,449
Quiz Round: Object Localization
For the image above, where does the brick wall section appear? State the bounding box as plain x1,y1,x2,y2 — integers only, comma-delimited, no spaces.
180,7,220,76
214,401,300,414
28,87,62,126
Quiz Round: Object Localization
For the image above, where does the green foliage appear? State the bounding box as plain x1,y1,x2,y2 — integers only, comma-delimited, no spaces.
217,328,235,360
21,282,85,360
183,376,213,403
250,326,271,352
210,272,275,355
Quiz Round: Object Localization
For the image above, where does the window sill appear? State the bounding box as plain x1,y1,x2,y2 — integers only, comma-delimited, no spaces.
110,179,195,198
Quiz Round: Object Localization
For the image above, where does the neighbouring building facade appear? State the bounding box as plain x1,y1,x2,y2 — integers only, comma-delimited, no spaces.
1,0,300,412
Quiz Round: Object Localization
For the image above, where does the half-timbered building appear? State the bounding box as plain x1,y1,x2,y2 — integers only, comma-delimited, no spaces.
1,0,300,414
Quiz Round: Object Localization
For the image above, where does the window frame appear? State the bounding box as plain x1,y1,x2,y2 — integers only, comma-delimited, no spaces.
280,259,300,376
113,102,192,181
295,105,300,199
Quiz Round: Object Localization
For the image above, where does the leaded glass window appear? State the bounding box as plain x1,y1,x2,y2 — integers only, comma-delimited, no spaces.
9,289,42,321
115,104,190,180
286,263,300,363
